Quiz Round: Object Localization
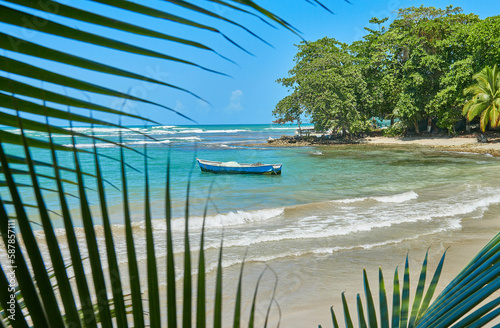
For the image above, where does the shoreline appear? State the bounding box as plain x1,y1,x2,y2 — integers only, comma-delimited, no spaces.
253,134,500,157
245,133,500,326
277,208,500,327
364,135,500,157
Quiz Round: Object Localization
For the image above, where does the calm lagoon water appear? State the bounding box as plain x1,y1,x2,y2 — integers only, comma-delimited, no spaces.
4,124,500,325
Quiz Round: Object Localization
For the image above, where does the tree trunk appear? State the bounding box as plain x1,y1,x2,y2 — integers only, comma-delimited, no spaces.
413,121,420,135
466,118,471,133
390,117,394,126
427,117,432,133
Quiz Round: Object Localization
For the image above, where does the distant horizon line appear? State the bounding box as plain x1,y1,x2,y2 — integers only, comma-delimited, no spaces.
0,122,314,129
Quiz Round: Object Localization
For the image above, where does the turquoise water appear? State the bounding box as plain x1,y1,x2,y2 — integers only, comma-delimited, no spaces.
3,124,500,325
3,123,500,242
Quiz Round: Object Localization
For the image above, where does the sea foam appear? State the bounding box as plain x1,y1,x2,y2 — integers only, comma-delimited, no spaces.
334,191,419,204
144,207,285,232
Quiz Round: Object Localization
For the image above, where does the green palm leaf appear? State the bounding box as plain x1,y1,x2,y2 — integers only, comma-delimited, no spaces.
356,294,368,328
69,129,113,327
0,33,205,102
0,143,65,327
391,267,400,328
182,176,193,328
46,126,99,328
164,158,178,327
214,240,224,328
118,130,144,328
0,263,29,328
17,120,82,327
0,77,154,123
341,292,354,328
408,251,428,327
3,0,220,53
362,269,378,328
196,187,214,328
415,249,447,323
463,65,500,131
378,268,389,328
326,236,500,328
399,255,410,328
91,130,128,327
1,5,226,76
1,57,194,120
144,144,161,328
247,267,269,328
331,306,340,328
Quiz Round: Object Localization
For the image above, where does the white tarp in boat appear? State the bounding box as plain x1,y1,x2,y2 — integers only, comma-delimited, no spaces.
222,161,241,167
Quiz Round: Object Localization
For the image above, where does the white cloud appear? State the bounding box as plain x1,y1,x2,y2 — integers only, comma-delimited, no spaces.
174,100,185,112
195,99,211,114
197,99,209,108
225,89,243,113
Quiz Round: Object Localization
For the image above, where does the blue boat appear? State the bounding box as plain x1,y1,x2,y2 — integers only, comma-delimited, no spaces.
196,158,282,175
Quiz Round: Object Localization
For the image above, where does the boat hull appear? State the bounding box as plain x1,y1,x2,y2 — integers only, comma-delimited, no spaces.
197,159,282,175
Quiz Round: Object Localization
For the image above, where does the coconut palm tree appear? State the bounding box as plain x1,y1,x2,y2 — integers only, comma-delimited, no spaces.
463,65,500,131
0,2,500,327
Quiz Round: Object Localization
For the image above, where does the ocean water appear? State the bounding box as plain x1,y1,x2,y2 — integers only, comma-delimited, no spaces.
3,124,500,325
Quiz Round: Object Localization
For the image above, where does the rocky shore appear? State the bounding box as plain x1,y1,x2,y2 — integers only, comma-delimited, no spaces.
259,133,500,157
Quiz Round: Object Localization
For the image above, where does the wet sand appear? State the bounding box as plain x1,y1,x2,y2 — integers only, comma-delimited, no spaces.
238,136,500,326
274,204,500,327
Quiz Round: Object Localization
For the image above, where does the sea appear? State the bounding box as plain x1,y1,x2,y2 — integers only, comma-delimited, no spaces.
3,123,500,326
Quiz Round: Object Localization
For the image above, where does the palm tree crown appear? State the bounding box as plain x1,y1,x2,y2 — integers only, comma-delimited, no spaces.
463,65,500,131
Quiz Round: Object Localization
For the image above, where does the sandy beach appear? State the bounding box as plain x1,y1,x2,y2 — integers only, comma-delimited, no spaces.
263,134,500,157
275,206,500,327
246,134,500,327
364,135,500,157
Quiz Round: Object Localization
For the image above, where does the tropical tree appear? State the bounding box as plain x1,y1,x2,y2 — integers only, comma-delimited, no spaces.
462,16,500,73
272,93,304,130
386,6,479,134
463,65,500,132
351,17,400,127
275,38,371,136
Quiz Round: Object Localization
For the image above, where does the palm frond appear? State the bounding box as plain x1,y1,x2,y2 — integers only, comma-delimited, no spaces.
324,235,500,328
118,128,144,328
91,128,128,327
463,65,500,130
391,267,400,328
362,269,377,327
378,268,389,328
14,1,499,328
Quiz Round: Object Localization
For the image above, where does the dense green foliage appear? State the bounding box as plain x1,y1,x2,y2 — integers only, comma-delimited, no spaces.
275,5,500,135
274,38,370,135
463,66,500,131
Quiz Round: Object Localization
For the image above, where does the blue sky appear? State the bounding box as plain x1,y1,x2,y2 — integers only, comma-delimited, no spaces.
2,0,500,126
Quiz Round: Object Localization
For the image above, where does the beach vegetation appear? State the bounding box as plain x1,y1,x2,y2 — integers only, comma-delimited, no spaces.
463,65,500,132
275,38,371,137
275,5,500,136
383,121,407,137
273,94,305,130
